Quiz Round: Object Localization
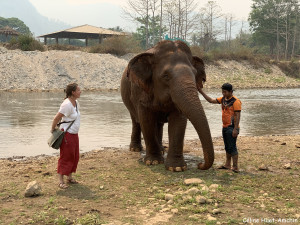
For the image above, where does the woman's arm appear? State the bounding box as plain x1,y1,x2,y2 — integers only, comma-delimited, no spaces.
51,112,64,133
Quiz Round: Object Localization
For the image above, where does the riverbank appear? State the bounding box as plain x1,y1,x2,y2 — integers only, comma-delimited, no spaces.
0,135,299,224
1,47,300,91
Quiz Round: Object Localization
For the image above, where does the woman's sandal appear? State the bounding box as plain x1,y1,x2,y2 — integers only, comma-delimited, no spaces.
67,179,79,184
58,183,69,189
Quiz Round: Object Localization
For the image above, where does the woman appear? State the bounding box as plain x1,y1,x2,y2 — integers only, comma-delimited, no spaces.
51,83,81,189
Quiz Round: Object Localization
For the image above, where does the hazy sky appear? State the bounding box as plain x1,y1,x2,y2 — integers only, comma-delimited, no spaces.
28,0,253,31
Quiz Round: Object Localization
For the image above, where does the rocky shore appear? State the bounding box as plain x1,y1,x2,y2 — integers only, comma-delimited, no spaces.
0,47,300,91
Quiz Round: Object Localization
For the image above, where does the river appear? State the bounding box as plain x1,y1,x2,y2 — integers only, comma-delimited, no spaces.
0,88,299,158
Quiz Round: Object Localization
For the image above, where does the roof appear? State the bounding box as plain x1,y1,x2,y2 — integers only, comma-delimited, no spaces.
37,24,126,39
0,26,20,36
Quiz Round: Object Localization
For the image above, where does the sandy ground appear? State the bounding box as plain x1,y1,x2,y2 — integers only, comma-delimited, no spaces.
0,135,299,224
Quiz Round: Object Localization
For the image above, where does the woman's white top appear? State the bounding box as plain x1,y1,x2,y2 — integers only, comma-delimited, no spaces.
59,98,80,134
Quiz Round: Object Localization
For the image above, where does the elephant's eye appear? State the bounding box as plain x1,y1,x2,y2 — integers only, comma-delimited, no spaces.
162,73,170,80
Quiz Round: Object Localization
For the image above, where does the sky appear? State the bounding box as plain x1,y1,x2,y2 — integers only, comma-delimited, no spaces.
28,0,253,32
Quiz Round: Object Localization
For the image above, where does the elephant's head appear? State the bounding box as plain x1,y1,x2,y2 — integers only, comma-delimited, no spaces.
127,40,214,170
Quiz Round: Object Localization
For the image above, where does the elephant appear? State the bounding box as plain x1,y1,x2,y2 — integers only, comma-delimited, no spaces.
120,40,214,171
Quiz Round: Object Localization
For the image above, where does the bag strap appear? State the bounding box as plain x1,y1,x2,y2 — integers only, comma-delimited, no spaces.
59,101,79,132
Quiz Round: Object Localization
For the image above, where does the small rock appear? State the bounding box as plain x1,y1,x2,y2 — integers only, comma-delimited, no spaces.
281,142,287,145
186,187,200,195
171,208,179,214
184,178,203,185
209,184,219,190
99,186,104,190
295,214,300,219
283,163,291,169
263,193,268,197
258,164,269,171
206,199,214,204
24,181,42,197
212,208,221,214
201,185,209,192
195,196,207,204
207,214,217,221
165,194,174,201
295,145,300,148
167,200,174,205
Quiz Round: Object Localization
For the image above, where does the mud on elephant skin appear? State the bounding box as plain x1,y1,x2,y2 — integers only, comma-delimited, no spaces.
120,40,214,171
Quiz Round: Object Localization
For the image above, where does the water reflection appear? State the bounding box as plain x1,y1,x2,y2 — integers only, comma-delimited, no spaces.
0,88,299,158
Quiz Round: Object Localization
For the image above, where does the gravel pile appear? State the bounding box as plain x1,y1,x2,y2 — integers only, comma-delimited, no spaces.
0,47,299,91
0,47,128,91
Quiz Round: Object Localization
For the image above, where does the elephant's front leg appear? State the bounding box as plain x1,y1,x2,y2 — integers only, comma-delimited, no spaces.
138,107,164,165
165,111,187,172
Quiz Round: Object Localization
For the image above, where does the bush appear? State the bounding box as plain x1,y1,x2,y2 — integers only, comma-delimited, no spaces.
190,45,271,68
276,60,300,79
89,36,142,56
6,35,44,51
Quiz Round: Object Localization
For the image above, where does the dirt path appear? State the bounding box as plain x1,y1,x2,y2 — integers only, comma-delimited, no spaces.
0,135,299,224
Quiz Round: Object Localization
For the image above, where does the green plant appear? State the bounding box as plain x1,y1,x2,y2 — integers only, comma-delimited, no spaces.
7,35,44,51
75,213,106,225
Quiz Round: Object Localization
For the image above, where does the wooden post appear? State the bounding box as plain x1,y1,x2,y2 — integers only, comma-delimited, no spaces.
56,37,58,45
44,37,47,45
99,35,103,44
86,38,88,46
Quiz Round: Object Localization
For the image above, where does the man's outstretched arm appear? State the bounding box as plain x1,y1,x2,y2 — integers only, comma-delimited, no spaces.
198,89,218,104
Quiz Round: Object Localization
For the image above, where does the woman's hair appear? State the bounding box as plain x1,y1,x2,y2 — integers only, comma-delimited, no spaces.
64,83,78,99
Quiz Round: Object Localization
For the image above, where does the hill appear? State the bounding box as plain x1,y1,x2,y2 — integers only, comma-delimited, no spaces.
0,0,69,36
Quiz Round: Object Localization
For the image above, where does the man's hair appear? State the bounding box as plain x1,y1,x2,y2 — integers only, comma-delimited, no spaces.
221,83,233,92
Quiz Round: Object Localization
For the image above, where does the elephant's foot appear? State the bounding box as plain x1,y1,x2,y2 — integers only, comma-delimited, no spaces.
165,158,187,172
129,143,143,152
143,154,164,166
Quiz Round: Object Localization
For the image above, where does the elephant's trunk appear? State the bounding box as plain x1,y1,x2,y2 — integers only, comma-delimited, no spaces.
170,75,214,170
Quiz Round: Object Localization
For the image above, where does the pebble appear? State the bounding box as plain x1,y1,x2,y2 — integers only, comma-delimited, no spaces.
184,178,203,185
212,208,221,214
207,214,217,221
195,196,207,204
165,194,174,201
185,187,200,195
283,163,291,169
171,208,179,214
258,164,269,171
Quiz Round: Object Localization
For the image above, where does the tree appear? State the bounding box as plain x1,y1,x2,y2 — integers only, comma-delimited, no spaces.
198,1,223,51
0,17,31,34
249,0,300,59
134,15,167,48
123,0,151,48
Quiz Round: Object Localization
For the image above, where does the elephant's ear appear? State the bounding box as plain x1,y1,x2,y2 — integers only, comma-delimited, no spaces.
192,56,206,90
127,53,154,93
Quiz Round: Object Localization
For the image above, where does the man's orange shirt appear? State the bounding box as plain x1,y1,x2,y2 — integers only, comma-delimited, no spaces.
216,96,242,128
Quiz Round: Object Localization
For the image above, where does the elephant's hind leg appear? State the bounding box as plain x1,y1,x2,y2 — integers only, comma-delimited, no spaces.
129,114,143,152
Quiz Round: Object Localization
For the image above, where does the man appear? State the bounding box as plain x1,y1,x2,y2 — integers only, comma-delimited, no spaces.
199,83,242,173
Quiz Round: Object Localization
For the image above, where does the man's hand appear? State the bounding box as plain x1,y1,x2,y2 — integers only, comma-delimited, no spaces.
232,128,239,138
